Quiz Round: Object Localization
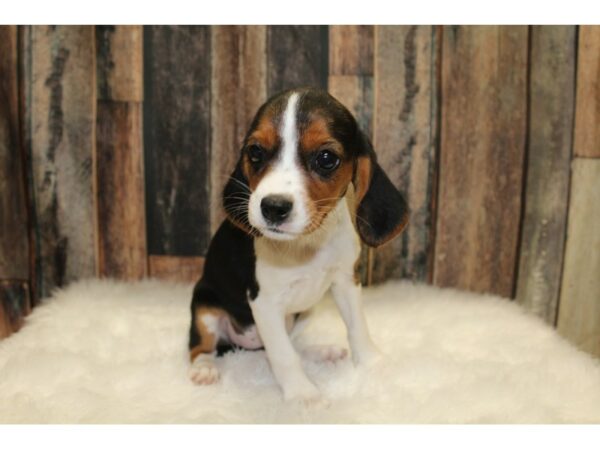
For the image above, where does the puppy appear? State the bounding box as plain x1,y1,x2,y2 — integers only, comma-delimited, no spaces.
188,87,408,403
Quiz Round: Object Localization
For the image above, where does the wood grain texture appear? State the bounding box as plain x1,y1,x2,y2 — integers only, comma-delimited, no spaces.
96,102,147,279
24,26,97,299
434,26,528,298
557,159,600,358
144,26,211,256
573,26,600,158
148,255,205,284
210,26,266,234
267,26,328,95
372,25,439,282
328,26,375,285
0,281,30,339
0,26,29,280
329,76,374,138
96,26,143,102
95,24,146,280
515,26,576,324
329,25,373,76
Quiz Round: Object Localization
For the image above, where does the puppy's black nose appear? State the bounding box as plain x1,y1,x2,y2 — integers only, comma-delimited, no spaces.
261,195,293,224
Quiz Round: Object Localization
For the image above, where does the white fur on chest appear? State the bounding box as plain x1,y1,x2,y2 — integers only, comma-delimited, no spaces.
253,199,360,314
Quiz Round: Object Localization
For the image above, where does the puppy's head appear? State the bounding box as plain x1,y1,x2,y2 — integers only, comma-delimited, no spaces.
223,88,408,247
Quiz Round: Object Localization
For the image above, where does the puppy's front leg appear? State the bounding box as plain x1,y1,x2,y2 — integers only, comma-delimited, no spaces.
331,275,381,366
250,298,321,403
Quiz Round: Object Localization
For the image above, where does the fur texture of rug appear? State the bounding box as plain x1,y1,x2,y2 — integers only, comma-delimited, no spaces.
0,279,599,423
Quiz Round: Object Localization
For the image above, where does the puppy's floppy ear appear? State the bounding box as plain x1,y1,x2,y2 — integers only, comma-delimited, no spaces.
352,132,409,248
222,156,255,234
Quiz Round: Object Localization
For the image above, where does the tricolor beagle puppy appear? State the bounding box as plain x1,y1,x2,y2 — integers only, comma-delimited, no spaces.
188,87,408,403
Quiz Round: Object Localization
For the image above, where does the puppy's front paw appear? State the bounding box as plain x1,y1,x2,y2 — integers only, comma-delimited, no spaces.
189,358,220,385
302,345,348,363
353,348,384,367
283,382,328,407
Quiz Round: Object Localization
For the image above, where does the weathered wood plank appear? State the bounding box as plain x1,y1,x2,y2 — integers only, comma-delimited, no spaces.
144,26,212,256
557,159,600,358
96,25,143,102
0,27,31,339
148,255,205,284
96,102,147,279
95,24,146,280
372,25,439,283
25,26,97,298
210,26,267,234
329,76,374,138
515,26,576,324
267,26,328,95
329,26,375,285
434,26,528,298
0,281,30,339
573,26,600,158
329,25,373,76
0,26,29,281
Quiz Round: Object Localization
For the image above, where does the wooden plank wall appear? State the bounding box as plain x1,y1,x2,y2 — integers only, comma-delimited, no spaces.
556,26,600,358
143,26,212,260
515,26,575,324
0,26,31,337
1,25,599,358
434,26,528,298
372,26,439,283
96,26,146,280
23,26,98,300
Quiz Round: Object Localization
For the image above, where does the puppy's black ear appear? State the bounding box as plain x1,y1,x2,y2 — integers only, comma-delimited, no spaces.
352,133,409,248
222,156,254,234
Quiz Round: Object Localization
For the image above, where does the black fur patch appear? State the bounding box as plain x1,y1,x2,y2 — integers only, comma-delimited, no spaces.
356,161,409,248
222,159,256,235
353,131,409,248
188,220,260,355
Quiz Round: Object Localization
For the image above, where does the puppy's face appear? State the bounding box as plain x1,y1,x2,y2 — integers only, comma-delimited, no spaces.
224,88,408,247
242,90,357,240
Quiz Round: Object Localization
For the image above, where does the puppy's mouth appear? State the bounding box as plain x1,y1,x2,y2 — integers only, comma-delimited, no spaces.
261,225,301,240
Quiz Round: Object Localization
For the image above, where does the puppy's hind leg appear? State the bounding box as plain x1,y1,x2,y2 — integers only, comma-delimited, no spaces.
188,305,223,385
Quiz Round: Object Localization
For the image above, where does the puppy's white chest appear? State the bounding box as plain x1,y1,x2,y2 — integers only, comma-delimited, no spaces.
253,201,360,314
255,248,338,314
282,260,336,313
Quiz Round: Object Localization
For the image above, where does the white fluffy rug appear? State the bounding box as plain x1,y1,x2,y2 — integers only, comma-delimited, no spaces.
0,279,599,424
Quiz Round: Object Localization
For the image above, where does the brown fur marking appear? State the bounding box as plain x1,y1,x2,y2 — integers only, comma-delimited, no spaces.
189,306,223,362
353,256,362,285
249,115,279,150
300,117,335,152
304,160,354,233
244,116,279,191
353,156,372,206
299,118,354,233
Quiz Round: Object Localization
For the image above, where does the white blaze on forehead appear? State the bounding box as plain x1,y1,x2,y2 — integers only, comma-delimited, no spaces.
247,91,310,239
279,92,300,167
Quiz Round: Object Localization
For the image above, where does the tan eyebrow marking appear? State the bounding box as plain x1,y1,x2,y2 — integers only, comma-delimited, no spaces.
300,117,335,153
249,115,279,150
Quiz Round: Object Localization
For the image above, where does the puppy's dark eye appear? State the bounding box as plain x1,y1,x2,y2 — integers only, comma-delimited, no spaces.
312,150,340,175
247,145,265,165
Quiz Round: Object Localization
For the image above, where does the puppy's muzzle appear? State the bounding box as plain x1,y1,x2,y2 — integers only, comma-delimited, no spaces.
261,195,293,225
